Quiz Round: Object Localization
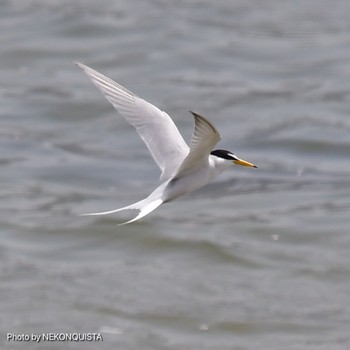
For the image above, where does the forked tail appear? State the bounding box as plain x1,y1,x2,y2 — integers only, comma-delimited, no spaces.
81,185,166,225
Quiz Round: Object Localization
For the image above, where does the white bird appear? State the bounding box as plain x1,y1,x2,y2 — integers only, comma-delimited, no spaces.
77,62,256,224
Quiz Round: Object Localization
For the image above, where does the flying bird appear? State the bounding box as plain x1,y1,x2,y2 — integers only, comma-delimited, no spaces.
77,62,256,224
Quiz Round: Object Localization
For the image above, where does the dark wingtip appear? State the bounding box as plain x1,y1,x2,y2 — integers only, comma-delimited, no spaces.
190,111,203,118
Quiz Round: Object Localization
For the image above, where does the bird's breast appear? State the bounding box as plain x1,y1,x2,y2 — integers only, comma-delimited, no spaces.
163,165,218,202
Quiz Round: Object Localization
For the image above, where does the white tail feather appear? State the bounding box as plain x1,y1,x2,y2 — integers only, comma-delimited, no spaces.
118,199,163,225
81,197,163,225
81,182,168,224
80,198,147,216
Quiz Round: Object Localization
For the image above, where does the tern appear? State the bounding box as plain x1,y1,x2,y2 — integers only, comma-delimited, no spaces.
77,62,256,224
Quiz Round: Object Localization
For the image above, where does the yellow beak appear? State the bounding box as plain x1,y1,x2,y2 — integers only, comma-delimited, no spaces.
234,158,257,168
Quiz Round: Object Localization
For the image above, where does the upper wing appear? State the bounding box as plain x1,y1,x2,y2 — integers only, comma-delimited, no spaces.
76,62,189,181
174,112,221,177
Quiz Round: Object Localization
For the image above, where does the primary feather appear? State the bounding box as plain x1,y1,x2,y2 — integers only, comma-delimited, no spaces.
76,62,189,182
173,112,221,178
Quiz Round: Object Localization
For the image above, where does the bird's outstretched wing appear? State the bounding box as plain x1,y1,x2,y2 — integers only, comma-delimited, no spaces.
76,62,189,182
174,112,221,177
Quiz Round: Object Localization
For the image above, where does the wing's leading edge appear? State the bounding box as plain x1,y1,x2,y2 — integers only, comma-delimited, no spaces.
76,62,189,181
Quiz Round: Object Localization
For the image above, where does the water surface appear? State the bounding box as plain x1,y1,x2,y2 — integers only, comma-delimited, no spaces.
1,1,350,349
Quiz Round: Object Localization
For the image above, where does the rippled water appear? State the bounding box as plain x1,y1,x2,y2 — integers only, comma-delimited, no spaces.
1,1,350,349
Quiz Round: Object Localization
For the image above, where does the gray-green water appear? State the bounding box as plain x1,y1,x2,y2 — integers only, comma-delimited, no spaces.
1,1,350,349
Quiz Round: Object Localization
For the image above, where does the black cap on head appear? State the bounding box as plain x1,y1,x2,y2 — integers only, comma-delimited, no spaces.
210,149,237,160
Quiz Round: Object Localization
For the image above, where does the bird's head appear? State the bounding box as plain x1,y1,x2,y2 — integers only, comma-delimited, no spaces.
210,149,257,168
